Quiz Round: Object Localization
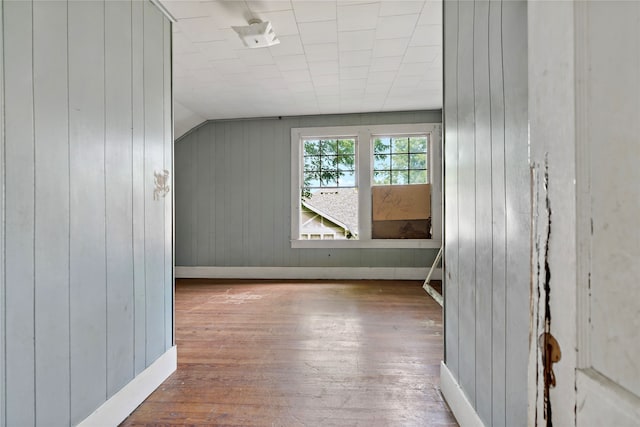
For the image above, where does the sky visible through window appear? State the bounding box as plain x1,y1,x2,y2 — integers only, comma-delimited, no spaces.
302,138,356,191
373,135,428,185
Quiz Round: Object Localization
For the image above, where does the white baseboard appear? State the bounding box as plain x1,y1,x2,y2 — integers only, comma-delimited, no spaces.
440,361,485,427
77,346,177,427
176,266,442,281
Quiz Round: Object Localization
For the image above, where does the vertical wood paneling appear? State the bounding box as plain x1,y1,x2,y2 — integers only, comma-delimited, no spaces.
191,122,201,264
502,2,529,425
33,1,70,424
242,124,250,265
174,138,189,265
473,1,493,424
3,1,35,425
105,0,134,397
195,121,209,265
456,0,477,404
68,1,107,422
488,1,507,425
207,125,216,265
443,0,460,375
143,1,166,364
131,0,147,375
213,123,225,265
257,120,273,266
247,121,261,266
273,122,287,266
0,1,5,424
163,18,173,350
2,0,172,423
443,0,529,425
228,123,245,264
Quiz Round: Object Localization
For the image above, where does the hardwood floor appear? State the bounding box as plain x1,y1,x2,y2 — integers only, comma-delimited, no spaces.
121,279,457,426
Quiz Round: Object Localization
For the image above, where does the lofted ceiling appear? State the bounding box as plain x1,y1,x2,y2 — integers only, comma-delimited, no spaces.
161,0,442,137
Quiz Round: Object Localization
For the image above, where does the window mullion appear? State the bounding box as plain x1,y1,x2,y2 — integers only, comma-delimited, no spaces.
358,129,372,241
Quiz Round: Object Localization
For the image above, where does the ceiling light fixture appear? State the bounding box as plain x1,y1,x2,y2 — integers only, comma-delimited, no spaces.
232,19,280,49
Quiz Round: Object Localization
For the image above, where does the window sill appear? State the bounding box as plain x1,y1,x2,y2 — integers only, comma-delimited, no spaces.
290,239,441,249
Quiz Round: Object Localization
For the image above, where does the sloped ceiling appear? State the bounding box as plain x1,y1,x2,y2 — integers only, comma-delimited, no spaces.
163,0,442,137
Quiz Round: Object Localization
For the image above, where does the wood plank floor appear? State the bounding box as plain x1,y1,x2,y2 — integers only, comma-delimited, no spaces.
121,279,458,426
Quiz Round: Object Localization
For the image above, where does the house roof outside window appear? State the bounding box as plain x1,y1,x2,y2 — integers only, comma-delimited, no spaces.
302,188,359,235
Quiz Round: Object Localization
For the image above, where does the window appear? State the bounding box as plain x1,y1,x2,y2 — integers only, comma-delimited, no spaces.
373,136,428,185
301,137,359,240
291,123,441,249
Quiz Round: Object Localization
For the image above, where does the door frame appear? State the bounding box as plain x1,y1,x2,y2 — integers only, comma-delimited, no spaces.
528,1,579,425
529,2,640,425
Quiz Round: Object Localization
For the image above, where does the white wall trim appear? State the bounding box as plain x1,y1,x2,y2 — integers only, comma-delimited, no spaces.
77,346,177,427
440,361,485,427
176,266,442,281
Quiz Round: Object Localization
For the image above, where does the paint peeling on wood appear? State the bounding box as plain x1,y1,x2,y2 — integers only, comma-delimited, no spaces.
538,157,558,427
532,156,560,427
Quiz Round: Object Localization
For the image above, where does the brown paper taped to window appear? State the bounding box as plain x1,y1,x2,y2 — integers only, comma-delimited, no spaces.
371,184,431,221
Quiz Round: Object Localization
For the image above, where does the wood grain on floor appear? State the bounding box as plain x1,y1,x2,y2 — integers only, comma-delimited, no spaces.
121,279,457,426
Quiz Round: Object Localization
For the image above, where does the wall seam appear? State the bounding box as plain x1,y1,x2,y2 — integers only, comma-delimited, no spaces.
66,1,71,421
103,0,108,400
455,0,461,378
142,3,147,366
0,0,6,424
487,1,494,425
500,1,508,425
472,0,477,407
130,0,135,380
161,14,166,352
30,1,36,420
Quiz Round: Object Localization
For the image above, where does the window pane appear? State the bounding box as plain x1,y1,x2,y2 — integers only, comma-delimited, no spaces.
338,171,356,187
304,155,319,171
392,137,409,153
409,136,427,153
392,154,409,170
304,139,320,155
374,154,390,170
320,174,337,187
392,170,409,184
303,173,320,188
337,154,355,170
320,139,338,155
337,139,355,154
409,169,427,184
374,137,391,154
373,170,391,185
410,153,427,169
321,155,337,171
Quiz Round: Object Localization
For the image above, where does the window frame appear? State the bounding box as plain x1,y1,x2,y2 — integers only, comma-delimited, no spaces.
291,123,441,249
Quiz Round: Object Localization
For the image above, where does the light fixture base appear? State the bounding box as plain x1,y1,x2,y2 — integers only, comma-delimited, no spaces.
231,20,280,49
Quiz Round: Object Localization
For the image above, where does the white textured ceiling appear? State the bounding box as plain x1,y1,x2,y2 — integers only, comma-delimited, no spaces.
164,0,442,131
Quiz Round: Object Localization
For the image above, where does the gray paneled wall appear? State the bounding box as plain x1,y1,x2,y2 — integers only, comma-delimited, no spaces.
1,1,173,425
175,111,441,268
443,1,529,426
0,2,5,425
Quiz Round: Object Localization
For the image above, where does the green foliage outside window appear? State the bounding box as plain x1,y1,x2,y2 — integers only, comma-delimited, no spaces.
302,138,356,199
373,136,428,185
